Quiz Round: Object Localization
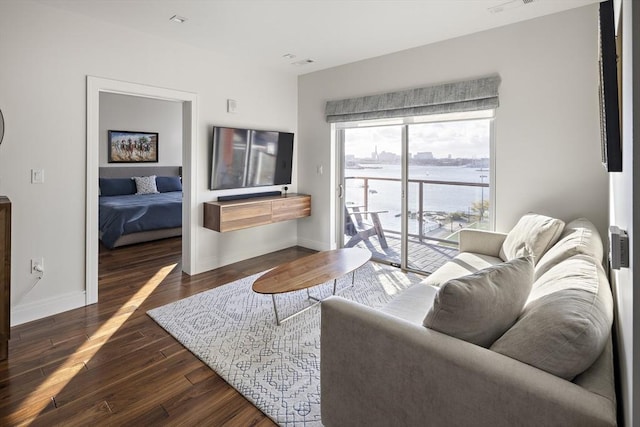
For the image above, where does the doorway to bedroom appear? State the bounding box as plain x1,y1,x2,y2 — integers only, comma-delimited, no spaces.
87,76,197,306
97,92,184,295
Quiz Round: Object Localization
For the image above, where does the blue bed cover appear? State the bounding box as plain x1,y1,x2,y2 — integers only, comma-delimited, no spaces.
99,191,182,248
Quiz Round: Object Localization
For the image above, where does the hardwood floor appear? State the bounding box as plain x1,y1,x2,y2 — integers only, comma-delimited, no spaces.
1,238,315,426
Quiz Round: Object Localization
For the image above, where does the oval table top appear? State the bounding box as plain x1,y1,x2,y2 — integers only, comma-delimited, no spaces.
252,248,372,295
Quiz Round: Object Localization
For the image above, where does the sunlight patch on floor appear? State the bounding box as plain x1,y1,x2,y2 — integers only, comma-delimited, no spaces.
11,263,177,423
372,262,418,296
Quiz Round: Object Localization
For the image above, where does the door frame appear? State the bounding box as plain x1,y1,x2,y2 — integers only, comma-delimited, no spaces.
85,76,198,305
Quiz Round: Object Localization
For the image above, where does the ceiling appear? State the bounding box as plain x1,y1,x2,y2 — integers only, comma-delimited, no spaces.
35,0,602,75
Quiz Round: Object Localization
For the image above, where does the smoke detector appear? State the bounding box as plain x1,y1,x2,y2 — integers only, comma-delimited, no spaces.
291,59,316,66
169,15,187,23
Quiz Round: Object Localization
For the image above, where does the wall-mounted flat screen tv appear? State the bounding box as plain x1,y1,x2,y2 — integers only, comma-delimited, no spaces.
210,126,294,190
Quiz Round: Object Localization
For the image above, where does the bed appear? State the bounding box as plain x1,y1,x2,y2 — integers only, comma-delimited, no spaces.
99,166,182,249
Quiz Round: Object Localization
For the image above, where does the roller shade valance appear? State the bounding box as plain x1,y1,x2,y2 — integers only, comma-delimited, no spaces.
325,74,501,123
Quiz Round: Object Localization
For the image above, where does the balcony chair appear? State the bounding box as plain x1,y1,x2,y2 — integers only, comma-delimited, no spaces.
344,206,389,249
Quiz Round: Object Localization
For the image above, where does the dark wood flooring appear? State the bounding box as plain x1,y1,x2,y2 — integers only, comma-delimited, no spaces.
1,238,315,425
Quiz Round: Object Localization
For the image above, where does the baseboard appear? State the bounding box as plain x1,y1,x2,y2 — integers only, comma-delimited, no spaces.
296,237,333,252
195,237,299,275
11,291,86,326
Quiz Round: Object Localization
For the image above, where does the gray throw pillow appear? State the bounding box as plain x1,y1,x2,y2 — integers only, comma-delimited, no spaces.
491,255,613,380
499,213,565,265
423,256,533,348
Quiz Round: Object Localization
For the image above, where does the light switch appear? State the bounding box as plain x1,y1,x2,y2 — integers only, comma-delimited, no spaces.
31,169,44,184
227,99,238,114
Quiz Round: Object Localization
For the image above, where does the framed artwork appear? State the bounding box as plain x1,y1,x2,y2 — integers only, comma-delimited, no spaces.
108,130,158,163
598,0,622,172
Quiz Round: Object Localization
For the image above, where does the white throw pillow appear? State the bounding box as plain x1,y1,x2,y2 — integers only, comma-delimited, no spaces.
423,256,533,348
534,218,604,279
132,175,159,195
499,213,565,265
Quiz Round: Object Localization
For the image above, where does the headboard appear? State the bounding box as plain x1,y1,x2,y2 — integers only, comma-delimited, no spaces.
99,166,181,178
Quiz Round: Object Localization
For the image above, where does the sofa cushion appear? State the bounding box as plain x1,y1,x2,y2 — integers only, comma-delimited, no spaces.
420,252,503,288
499,213,565,265
381,283,438,324
490,254,613,380
534,218,604,279
423,256,533,348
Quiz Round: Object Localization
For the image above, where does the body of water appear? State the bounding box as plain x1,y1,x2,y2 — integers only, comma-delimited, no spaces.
345,164,490,235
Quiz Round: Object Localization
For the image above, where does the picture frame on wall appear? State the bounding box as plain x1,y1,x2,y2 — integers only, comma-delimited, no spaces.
108,130,158,163
598,0,622,172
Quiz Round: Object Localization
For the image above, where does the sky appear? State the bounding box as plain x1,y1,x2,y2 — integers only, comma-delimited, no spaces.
344,119,491,159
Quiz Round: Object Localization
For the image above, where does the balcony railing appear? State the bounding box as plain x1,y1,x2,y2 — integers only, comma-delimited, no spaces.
345,175,490,246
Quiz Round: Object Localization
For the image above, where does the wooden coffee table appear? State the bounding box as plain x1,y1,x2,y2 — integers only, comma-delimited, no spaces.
252,248,371,325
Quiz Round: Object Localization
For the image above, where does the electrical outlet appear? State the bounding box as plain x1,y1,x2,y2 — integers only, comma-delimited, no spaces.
31,258,44,276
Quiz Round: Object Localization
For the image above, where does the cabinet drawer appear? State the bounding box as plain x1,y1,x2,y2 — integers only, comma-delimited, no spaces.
272,196,311,222
220,203,272,232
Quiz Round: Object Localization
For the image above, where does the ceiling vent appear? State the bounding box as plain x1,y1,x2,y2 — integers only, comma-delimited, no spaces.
488,0,535,14
169,15,187,23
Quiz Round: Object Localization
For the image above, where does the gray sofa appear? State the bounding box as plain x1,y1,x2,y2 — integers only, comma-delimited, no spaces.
321,215,616,426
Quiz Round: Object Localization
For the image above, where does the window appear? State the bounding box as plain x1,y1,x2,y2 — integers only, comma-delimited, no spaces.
338,110,494,273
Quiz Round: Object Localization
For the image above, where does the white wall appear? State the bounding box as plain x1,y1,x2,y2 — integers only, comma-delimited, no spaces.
298,5,608,250
610,1,637,425
99,93,182,167
0,0,298,325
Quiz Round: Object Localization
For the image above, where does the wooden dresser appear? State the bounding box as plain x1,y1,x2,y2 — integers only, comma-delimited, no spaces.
204,193,311,232
0,197,10,360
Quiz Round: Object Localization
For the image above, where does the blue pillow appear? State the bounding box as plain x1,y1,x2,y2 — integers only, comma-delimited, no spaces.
99,178,137,196
156,176,182,193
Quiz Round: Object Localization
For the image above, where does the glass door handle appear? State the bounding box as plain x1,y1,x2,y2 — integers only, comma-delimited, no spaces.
338,184,344,198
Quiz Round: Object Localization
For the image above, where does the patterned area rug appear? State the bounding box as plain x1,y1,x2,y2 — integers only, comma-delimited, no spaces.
147,262,421,426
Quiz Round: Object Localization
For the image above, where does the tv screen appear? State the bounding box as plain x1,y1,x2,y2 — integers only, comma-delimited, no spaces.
210,126,294,190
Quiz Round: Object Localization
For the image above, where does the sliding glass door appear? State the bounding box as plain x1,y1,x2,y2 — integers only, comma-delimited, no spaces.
338,112,494,275
406,119,492,272
341,125,403,266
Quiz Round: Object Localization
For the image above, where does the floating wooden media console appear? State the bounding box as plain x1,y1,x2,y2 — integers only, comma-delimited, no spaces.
203,193,311,232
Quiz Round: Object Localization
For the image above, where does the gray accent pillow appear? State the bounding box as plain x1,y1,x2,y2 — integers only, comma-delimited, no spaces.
132,175,159,195
491,255,613,380
423,256,533,348
499,213,565,265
